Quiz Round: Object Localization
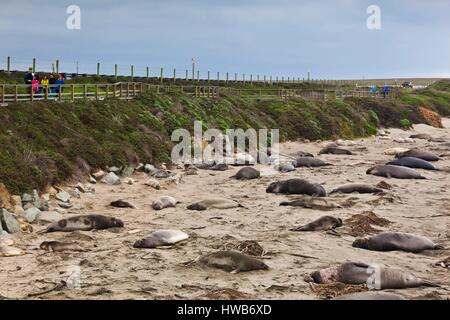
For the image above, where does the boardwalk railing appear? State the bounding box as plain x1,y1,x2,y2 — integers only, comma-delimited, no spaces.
0,82,398,104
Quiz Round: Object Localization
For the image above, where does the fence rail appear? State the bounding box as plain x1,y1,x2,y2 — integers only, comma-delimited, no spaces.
0,82,398,104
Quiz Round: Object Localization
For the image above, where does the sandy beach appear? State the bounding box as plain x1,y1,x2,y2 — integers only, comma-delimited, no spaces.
1,120,449,300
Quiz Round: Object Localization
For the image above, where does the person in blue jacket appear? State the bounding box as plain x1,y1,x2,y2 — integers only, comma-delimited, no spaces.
54,74,65,94
382,85,390,98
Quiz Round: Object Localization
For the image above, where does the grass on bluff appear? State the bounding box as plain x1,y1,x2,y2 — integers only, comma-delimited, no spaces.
0,77,449,194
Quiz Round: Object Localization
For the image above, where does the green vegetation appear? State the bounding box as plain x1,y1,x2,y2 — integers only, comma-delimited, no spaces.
1,77,449,194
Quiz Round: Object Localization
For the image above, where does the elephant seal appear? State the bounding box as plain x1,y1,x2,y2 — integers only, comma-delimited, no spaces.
197,251,268,273
44,215,124,233
294,151,314,158
294,157,331,168
110,200,136,209
276,162,295,173
211,163,229,171
383,147,410,156
280,197,341,211
152,196,179,210
230,167,260,180
396,149,440,162
40,241,88,252
187,198,243,211
319,146,353,155
387,157,438,171
266,179,326,197
290,216,342,232
308,262,439,289
409,133,432,140
133,229,189,248
332,292,405,300
145,178,161,190
366,165,426,179
352,232,445,253
330,184,383,195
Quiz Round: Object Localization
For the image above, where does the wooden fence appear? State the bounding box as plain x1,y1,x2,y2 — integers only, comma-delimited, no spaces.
0,82,398,104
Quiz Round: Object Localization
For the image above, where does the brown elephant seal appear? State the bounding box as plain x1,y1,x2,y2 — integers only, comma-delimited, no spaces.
396,149,440,162
197,251,268,273
110,200,136,209
280,197,341,211
332,292,405,300
366,165,426,179
352,232,445,253
308,262,439,289
187,198,243,211
230,167,260,180
387,157,438,171
330,184,383,195
409,133,432,140
294,157,331,168
44,214,124,233
266,179,326,197
133,229,189,248
290,216,342,232
40,241,88,252
152,196,179,210
319,146,353,155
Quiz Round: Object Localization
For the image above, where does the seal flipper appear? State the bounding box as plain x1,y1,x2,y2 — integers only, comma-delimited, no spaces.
421,280,441,287
434,244,446,250
230,268,241,274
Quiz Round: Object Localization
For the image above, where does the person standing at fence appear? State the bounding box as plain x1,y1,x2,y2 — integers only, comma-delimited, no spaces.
382,85,390,98
24,67,34,96
49,73,56,94
54,74,65,94
31,74,41,98
41,75,49,95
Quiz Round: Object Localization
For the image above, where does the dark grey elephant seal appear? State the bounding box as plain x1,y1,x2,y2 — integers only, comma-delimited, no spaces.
332,292,405,300
230,167,260,180
290,216,342,232
396,149,440,162
366,165,426,179
409,133,432,140
187,198,243,211
44,214,124,233
308,262,439,289
319,146,353,155
353,232,445,253
387,157,438,171
40,241,88,252
330,184,383,195
211,163,229,171
110,200,136,209
133,230,189,248
295,151,314,158
294,157,331,168
197,251,268,273
266,179,326,197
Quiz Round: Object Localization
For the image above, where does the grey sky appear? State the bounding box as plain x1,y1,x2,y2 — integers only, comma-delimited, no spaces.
1,0,449,79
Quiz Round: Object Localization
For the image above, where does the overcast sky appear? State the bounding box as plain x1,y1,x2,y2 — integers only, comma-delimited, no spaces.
1,0,449,79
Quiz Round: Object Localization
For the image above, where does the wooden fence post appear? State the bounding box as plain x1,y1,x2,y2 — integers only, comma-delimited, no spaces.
160,68,164,84
185,70,188,81
32,58,36,72
95,84,99,100
97,63,100,76
115,64,118,79
15,85,18,102
173,68,176,82
146,67,149,79
6,56,10,74
207,71,210,84
131,65,134,79
56,60,60,74
72,84,75,101
1,85,4,103
84,84,87,99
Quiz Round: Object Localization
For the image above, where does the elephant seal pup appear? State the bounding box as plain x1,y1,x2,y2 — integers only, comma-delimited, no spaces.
387,157,438,171
366,165,426,179
110,200,136,209
276,162,295,173
396,149,440,162
44,215,124,233
332,292,405,300
383,147,410,156
144,178,161,190
197,251,268,273
152,196,179,210
290,216,342,232
266,179,326,197
230,167,260,180
40,241,88,252
308,262,439,289
294,157,331,168
330,184,383,195
319,146,353,155
133,230,189,248
187,198,243,211
409,133,432,140
353,232,445,253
